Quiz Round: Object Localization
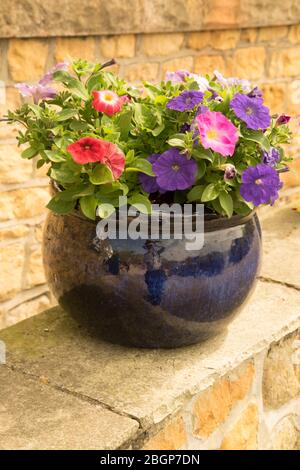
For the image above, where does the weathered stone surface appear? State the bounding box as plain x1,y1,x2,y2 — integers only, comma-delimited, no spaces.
261,208,300,288
210,29,240,50
240,28,257,44
269,47,300,78
55,37,95,63
289,25,300,44
220,403,259,450
143,416,187,450
0,243,24,301
262,331,300,409
0,367,139,450
230,47,266,79
281,156,300,188
8,39,48,81
141,33,184,57
194,55,226,75
161,57,194,77
0,87,21,117
0,225,29,241
1,277,300,428
258,26,288,42
0,144,32,184
1,294,51,330
1,1,300,38
192,362,254,438
187,32,211,50
26,245,45,288
99,35,135,59
271,415,300,450
188,29,240,51
124,62,159,82
0,188,49,221
261,83,286,114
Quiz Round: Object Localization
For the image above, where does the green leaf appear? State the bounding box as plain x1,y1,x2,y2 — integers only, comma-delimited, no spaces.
219,191,233,217
192,147,214,162
70,120,88,131
28,104,42,118
53,71,89,100
201,183,220,202
167,138,186,148
46,193,76,214
80,195,98,220
44,150,67,163
89,164,114,185
240,128,270,152
126,158,154,176
196,160,206,180
56,109,78,121
21,146,38,159
50,162,81,184
128,194,152,214
125,150,135,164
86,72,103,94
115,109,133,140
187,185,205,202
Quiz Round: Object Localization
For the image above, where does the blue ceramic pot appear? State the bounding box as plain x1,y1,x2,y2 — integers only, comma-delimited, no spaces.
43,210,262,348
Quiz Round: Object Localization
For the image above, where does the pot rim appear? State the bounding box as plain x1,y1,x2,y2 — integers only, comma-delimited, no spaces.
50,181,256,232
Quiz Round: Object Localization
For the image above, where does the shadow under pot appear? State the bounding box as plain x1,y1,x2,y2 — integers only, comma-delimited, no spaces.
43,208,262,348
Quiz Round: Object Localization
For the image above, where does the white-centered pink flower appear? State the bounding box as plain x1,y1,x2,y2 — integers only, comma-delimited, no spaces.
196,111,239,157
92,90,123,116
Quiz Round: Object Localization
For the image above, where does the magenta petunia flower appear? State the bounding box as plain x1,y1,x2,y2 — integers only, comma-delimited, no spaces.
240,163,282,206
276,114,291,126
152,149,197,191
166,90,204,112
196,111,238,157
230,93,271,130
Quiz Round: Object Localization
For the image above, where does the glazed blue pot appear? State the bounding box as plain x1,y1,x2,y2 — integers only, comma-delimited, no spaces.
43,210,262,348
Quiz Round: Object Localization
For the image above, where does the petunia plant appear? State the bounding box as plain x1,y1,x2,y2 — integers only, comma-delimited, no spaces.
6,59,292,219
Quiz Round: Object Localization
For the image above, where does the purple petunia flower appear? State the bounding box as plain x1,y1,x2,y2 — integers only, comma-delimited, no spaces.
214,70,251,92
15,83,57,104
247,87,263,99
240,163,282,206
276,114,291,126
39,61,69,86
138,154,165,193
165,70,190,83
262,147,280,167
180,123,191,133
230,93,271,130
166,90,204,112
15,61,69,104
152,148,197,191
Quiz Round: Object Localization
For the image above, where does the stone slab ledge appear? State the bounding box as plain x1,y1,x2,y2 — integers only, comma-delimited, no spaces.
0,207,300,449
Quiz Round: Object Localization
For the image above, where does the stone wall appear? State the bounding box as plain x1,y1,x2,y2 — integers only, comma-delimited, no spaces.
1,1,300,328
141,331,300,450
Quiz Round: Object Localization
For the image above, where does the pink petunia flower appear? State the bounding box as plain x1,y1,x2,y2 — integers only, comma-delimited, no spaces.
67,137,125,179
196,111,238,157
92,90,123,116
